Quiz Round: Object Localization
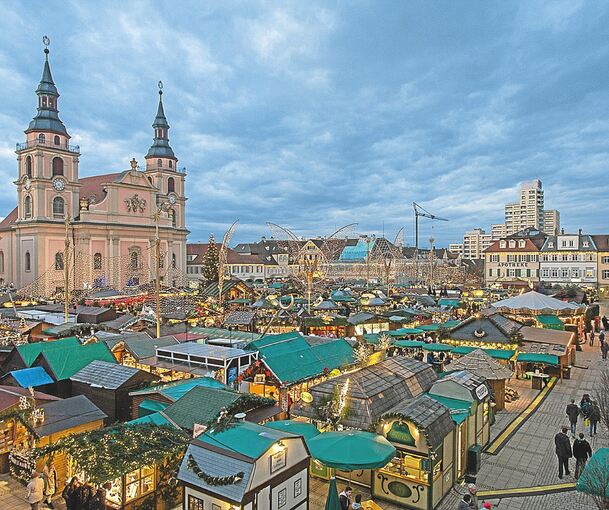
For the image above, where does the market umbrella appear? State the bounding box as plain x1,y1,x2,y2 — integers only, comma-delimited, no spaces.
264,420,321,441
307,430,396,470
394,339,425,348
325,477,341,510
576,447,609,498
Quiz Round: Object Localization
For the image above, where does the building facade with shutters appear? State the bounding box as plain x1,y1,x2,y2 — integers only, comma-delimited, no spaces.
0,45,188,295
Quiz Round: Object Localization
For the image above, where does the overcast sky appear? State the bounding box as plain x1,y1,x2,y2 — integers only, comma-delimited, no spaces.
0,1,608,246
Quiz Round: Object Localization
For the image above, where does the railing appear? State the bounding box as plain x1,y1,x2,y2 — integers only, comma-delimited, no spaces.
16,139,80,154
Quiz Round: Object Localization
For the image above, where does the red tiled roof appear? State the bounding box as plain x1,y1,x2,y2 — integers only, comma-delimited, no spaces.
79,172,123,202
0,207,18,230
485,238,540,253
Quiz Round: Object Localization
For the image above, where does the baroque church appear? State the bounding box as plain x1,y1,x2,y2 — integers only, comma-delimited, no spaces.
0,43,188,296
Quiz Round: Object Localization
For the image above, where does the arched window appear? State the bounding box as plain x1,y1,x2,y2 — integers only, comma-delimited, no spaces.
0,251,4,273
52,157,64,176
130,251,139,270
52,196,65,218
25,252,31,272
172,253,176,269
25,156,32,178
24,195,32,218
93,253,102,270
169,160,173,168
167,177,175,193
55,252,64,270
157,159,162,168
147,176,152,185
54,135,60,146
38,133,45,144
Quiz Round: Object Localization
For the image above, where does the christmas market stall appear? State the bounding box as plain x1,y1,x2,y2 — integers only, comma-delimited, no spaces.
34,423,190,510
293,357,438,487
178,421,310,510
0,386,59,473
374,394,455,510
444,313,523,351
242,333,354,411
347,312,390,337
427,371,491,479
448,350,512,411
519,326,576,379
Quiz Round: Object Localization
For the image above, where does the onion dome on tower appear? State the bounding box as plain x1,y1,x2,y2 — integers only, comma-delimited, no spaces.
146,81,176,161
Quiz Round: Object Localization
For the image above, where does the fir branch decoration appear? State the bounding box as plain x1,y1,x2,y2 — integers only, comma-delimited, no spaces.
187,454,244,486
206,394,276,432
0,408,38,439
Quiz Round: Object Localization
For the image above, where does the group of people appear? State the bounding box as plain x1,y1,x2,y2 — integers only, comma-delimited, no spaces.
566,395,602,437
25,461,57,510
338,486,363,510
589,328,609,360
26,469,116,510
457,483,492,509
554,425,595,480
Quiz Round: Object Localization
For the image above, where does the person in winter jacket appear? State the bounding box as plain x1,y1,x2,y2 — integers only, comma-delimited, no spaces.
566,399,580,436
554,426,572,478
588,401,601,436
573,433,593,479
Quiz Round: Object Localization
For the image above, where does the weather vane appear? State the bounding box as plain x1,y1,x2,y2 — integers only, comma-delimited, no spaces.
158,80,163,95
42,35,50,55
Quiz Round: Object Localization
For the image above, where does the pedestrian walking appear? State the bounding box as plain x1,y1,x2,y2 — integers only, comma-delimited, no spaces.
75,481,95,510
580,394,592,419
589,330,595,347
42,459,57,508
554,426,572,478
26,471,44,510
566,399,580,436
61,477,80,510
589,401,601,436
573,433,593,479
467,483,479,509
601,336,609,360
602,315,609,331
458,494,472,510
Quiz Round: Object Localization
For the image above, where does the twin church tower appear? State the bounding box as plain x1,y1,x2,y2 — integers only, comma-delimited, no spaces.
0,40,188,295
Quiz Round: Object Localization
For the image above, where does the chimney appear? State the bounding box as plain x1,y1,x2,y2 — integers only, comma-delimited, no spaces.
578,228,582,236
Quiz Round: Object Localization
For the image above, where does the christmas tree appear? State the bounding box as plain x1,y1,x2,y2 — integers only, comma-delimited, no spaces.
203,234,219,285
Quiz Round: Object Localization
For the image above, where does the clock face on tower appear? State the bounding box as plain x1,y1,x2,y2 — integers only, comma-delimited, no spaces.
52,179,65,191
168,193,177,205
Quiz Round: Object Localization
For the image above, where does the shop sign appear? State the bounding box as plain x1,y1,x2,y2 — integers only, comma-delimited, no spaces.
475,384,489,400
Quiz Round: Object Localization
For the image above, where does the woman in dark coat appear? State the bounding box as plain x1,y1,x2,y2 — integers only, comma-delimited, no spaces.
62,476,81,510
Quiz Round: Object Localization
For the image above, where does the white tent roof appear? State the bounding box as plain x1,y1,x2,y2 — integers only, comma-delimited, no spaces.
491,291,582,312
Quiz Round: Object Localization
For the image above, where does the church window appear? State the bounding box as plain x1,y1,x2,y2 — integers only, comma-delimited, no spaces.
38,133,45,144
54,135,60,146
0,251,4,273
41,96,47,107
55,252,64,271
172,253,176,269
52,157,64,176
94,253,102,270
167,177,175,193
25,252,31,272
169,160,173,169
130,251,139,270
53,196,65,218
157,159,162,168
24,196,32,219
25,156,32,178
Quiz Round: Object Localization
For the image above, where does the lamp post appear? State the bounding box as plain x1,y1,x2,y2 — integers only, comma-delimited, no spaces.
154,199,171,338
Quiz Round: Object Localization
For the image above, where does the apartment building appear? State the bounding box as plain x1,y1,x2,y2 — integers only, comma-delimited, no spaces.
539,232,597,286
592,235,609,296
543,210,561,236
461,228,493,260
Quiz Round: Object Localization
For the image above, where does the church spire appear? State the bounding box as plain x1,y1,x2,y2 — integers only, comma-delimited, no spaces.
146,81,176,160
26,36,68,136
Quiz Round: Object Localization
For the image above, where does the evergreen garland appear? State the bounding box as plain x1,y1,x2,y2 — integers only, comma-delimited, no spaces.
187,454,244,486
206,394,276,433
32,423,189,484
0,408,38,439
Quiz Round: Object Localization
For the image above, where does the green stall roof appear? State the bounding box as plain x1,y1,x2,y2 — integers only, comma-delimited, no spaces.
389,328,424,337
36,342,116,381
517,352,559,366
393,340,425,348
16,337,81,367
138,399,169,417
421,343,454,352
128,412,170,426
451,346,515,360
427,393,472,424
537,314,565,330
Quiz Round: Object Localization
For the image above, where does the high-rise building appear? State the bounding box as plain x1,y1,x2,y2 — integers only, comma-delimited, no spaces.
462,228,493,260
504,180,545,235
491,223,507,240
543,209,561,236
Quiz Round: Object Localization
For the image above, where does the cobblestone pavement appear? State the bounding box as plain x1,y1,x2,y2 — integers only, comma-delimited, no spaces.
437,328,609,510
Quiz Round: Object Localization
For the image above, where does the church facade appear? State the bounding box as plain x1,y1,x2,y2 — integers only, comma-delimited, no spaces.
0,45,188,297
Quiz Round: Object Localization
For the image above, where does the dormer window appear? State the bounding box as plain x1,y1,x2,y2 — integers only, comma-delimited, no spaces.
548,242,554,248
583,241,589,248
519,240,525,248
500,241,506,248
509,240,515,248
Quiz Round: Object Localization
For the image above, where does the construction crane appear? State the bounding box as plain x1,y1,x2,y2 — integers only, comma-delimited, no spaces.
413,202,448,285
